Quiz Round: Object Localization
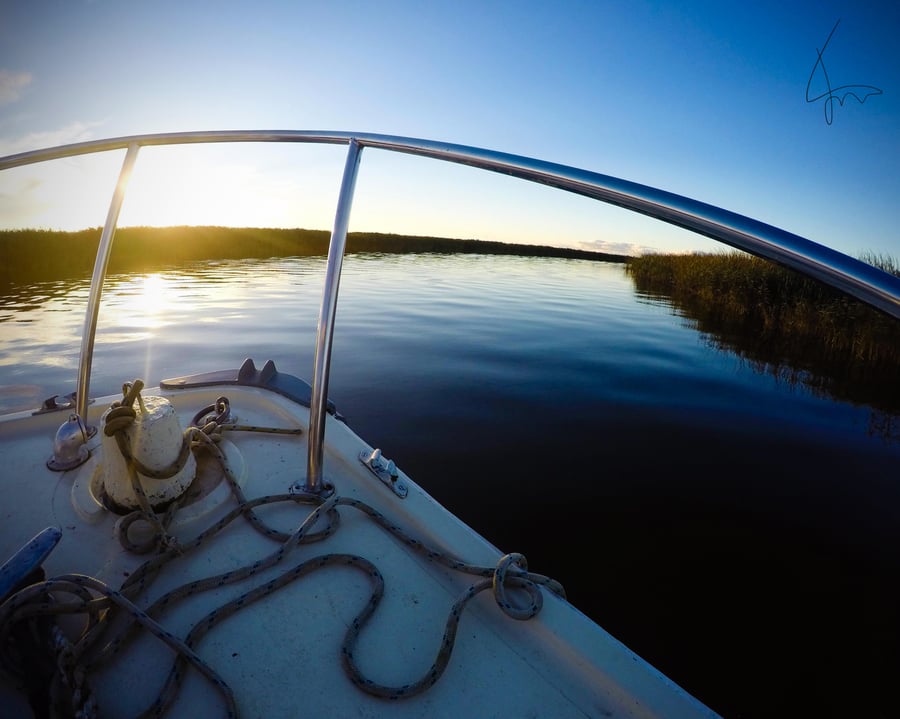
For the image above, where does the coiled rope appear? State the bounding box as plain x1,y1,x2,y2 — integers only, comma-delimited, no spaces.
0,382,566,718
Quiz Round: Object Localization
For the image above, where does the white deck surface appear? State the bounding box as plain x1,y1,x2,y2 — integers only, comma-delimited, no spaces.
0,384,720,718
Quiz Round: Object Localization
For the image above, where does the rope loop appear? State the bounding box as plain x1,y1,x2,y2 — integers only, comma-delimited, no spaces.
492,553,543,621
121,380,144,409
191,396,232,429
114,511,182,555
102,405,136,437
2,388,567,715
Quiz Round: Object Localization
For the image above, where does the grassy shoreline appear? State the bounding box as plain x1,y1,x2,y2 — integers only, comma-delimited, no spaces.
0,226,630,284
627,251,900,418
626,251,900,352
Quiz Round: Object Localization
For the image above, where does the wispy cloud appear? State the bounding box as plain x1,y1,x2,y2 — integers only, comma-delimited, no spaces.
0,70,32,105
575,239,650,257
0,120,103,156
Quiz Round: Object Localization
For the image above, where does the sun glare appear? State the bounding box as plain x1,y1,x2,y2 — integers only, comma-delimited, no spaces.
117,144,343,230
114,273,171,331
0,140,720,255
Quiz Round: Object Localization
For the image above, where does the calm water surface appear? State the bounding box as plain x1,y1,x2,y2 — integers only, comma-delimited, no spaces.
1,253,898,718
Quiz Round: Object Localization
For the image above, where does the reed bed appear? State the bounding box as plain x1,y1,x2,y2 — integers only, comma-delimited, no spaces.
627,251,900,362
0,226,626,284
626,251,900,418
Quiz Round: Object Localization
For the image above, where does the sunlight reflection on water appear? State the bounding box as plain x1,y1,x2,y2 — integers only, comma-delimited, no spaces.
1,252,898,718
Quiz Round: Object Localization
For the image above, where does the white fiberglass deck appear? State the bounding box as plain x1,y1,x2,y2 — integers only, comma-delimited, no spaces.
0,381,719,718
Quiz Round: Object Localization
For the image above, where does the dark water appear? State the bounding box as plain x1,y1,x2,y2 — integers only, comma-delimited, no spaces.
1,253,898,719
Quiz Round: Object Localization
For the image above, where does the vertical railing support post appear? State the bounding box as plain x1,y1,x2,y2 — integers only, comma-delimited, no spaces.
48,142,140,471
295,139,363,495
76,143,141,426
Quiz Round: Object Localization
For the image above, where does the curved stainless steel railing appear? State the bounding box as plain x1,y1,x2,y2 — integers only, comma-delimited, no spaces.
3,130,899,489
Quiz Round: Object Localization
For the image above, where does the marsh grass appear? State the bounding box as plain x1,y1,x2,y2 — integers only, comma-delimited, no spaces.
857,250,900,277
626,251,900,422
0,226,627,285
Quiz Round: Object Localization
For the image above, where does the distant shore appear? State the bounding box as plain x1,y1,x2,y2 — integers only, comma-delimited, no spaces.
0,226,631,284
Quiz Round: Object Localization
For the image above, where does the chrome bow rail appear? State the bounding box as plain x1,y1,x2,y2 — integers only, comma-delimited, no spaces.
3,130,899,491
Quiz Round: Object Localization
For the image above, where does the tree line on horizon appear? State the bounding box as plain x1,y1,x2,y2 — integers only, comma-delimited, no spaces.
0,226,630,284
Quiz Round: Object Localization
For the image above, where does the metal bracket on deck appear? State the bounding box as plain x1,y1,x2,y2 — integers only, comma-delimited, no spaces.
35,392,94,416
359,448,408,498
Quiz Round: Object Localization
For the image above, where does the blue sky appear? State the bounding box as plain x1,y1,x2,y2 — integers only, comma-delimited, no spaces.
1,0,897,259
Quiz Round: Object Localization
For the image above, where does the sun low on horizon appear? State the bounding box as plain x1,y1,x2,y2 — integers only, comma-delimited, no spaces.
1,1,898,262
0,138,722,257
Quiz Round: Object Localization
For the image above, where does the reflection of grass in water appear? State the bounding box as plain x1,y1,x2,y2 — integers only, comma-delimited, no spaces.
626,251,900,436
